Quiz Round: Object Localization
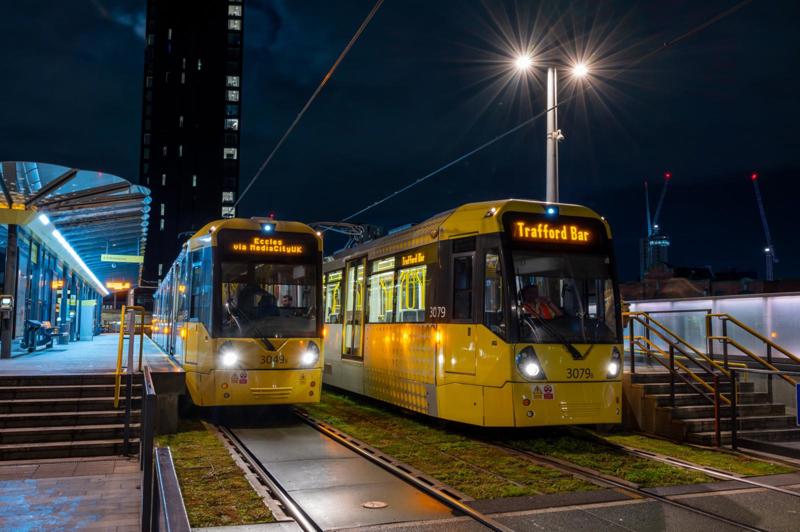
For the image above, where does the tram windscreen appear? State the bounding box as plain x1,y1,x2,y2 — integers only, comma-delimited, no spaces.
512,251,619,344
220,261,317,338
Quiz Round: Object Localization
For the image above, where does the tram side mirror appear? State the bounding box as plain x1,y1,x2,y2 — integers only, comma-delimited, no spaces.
0,295,13,317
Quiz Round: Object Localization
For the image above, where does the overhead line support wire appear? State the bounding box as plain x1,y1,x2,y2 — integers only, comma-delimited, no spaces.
235,0,385,208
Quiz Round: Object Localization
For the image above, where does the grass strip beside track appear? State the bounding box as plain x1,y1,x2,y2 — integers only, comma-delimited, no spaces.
601,432,795,477
156,420,273,527
502,432,712,487
304,390,597,499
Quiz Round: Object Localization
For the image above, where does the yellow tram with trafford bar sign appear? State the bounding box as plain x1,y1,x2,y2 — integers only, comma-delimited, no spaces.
152,218,323,406
321,200,623,427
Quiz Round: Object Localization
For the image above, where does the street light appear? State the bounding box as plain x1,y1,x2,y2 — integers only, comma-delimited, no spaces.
513,56,590,203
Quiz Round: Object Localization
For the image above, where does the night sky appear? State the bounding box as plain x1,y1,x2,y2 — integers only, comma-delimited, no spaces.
1,0,798,281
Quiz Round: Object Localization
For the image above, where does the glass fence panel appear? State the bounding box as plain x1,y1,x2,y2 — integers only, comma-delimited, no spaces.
769,296,800,356
715,297,765,356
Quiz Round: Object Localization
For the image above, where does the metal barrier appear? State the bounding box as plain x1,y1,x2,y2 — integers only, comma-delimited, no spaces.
115,305,146,409
139,366,190,532
707,313,800,403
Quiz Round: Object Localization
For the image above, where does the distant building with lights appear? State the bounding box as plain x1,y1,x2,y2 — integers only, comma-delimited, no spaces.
139,0,245,282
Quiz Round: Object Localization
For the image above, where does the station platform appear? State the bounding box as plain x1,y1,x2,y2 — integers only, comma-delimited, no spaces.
0,333,180,376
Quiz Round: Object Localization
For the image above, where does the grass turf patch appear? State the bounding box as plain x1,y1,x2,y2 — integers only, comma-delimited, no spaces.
601,432,794,477
303,390,596,499
156,420,273,527
504,432,711,487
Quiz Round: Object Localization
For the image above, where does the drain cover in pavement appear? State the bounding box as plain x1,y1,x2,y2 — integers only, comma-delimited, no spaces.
362,501,389,509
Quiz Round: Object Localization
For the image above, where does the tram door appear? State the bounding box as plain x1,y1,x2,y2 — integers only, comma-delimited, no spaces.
342,258,366,358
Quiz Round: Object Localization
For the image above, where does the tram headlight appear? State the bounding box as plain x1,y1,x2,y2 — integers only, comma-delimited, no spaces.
607,347,622,378
219,342,240,368
301,341,320,367
516,346,546,381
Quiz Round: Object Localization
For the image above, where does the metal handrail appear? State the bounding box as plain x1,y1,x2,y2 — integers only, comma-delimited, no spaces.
140,366,157,530
114,305,146,408
626,313,730,378
708,336,797,386
630,335,730,405
707,313,800,366
152,448,191,532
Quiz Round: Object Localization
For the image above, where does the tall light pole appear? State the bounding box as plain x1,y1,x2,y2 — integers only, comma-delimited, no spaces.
515,56,589,203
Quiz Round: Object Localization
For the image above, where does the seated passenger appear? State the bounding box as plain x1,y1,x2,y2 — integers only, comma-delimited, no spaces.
521,284,563,320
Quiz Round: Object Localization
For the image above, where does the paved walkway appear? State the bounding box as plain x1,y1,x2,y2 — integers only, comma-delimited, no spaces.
0,333,180,375
0,456,141,531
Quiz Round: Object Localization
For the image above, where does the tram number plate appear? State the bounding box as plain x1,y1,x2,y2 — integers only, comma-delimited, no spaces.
566,368,594,379
261,354,286,365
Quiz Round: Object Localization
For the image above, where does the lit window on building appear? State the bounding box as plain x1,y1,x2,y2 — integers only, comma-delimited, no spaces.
222,191,234,202
225,118,239,131
143,133,151,145
162,145,168,156
147,34,155,46
226,90,239,102
167,28,172,40
178,145,183,157
145,76,153,88
222,206,236,218
192,175,197,187
228,5,242,17
226,75,240,87
223,148,238,160
179,115,184,127
161,174,166,186
181,72,185,84
160,203,165,216
160,218,165,230
197,58,202,70
228,19,241,31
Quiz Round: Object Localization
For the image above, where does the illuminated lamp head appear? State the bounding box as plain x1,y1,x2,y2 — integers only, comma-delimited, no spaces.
545,205,559,217
262,223,275,233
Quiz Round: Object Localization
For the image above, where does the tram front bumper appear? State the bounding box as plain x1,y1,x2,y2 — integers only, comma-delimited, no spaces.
202,368,323,406
511,380,621,426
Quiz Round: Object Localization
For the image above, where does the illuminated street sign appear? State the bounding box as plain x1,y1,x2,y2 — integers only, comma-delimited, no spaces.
101,254,144,263
106,281,132,291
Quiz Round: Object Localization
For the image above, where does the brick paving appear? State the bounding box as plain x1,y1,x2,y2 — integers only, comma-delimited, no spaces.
0,456,141,531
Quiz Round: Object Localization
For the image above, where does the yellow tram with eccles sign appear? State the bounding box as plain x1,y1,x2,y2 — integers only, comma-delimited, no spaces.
321,199,623,426
152,218,323,406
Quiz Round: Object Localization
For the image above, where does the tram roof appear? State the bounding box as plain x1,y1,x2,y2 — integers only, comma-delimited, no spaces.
328,199,610,263
0,161,150,296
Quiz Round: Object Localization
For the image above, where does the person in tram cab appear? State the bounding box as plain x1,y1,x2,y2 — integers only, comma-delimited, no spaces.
280,294,294,308
520,283,563,320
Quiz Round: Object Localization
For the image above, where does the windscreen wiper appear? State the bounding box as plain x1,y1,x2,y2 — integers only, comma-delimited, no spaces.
524,311,584,360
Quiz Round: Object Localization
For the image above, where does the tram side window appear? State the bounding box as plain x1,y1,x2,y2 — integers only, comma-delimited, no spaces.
453,256,473,320
189,248,212,332
367,257,395,323
396,265,426,323
484,250,505,336
323,270,343,324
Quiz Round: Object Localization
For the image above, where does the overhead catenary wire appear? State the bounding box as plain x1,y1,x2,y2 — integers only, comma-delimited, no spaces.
337,0,753,223
235,0,385,209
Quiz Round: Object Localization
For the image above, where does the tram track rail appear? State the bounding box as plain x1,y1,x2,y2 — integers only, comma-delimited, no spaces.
491,440,769,532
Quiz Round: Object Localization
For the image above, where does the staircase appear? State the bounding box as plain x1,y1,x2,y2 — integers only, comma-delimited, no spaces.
627,372,800,445
0,374,141,460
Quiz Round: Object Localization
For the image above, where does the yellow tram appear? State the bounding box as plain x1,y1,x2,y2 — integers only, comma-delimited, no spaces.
153,218,323,406
322,200,622,426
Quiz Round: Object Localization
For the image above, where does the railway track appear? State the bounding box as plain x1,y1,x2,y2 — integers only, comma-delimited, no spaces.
219,412,511,532
492,440,775,532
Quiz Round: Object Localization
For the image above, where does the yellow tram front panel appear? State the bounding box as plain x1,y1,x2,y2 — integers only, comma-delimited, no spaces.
183,335,323,406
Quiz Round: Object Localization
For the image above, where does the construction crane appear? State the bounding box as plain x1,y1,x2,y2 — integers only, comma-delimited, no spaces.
751,172,777,281
640,172,672,278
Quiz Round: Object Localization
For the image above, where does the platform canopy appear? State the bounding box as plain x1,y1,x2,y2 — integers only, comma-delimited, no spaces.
0,161,151,295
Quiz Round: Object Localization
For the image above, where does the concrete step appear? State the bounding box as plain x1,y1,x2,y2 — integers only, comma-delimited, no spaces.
0,374,140,387
636,381,752,395
0,438,140,461
0,396,141,414
649,391,769,407
0,409,141,428
0,384,141,400
688,428,800,446
664,402,786,419
678,415,797,433
0,423,141,444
